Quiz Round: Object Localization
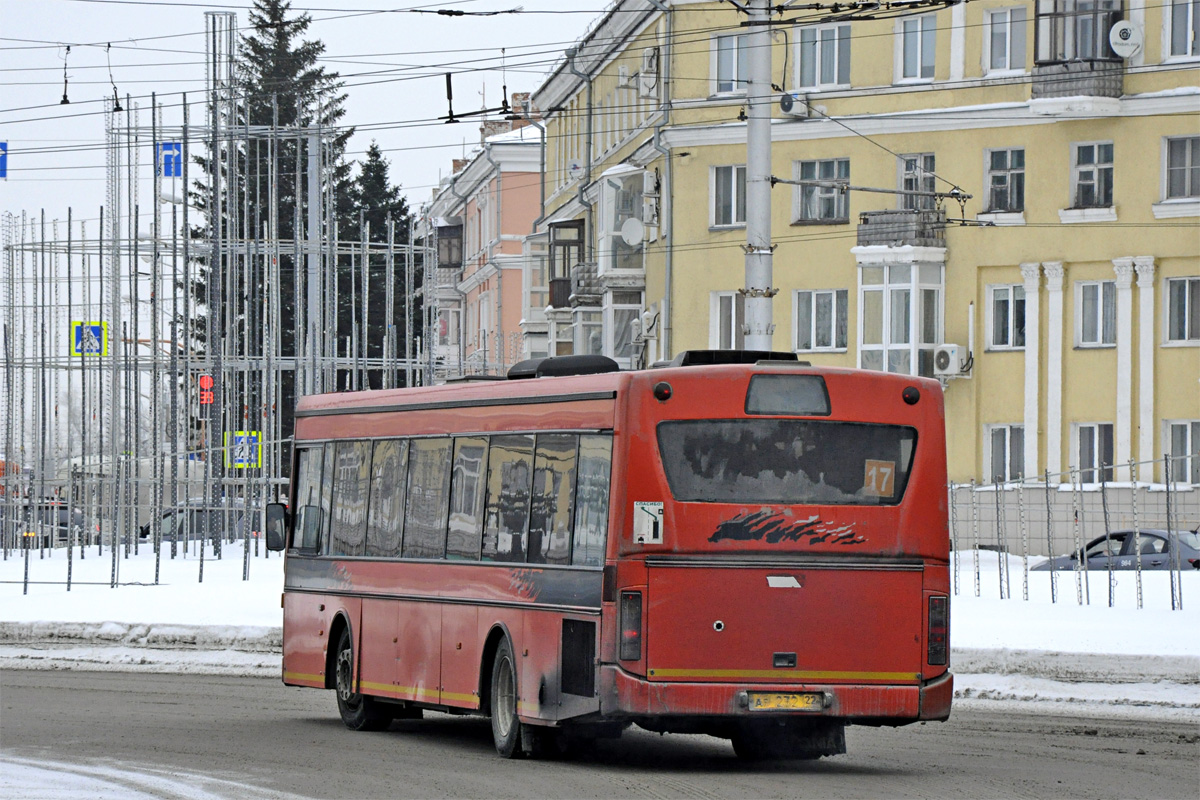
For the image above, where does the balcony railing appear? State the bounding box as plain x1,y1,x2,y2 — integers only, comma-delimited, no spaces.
548,277,571,309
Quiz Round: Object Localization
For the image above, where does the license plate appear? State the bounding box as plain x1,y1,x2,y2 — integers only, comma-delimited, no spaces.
747,692,823,711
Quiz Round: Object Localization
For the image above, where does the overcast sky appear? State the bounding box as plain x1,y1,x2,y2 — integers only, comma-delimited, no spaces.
0,0,598,226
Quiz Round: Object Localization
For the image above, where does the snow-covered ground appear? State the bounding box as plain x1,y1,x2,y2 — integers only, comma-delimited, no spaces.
1,543,1197,720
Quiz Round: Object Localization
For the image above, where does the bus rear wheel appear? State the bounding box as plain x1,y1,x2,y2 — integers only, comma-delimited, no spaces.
334,628,392,732
489,638,525,758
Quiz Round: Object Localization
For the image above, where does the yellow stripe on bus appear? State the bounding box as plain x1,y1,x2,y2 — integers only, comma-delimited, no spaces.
647,668,920,682
356,682,480,708
283,671,324,685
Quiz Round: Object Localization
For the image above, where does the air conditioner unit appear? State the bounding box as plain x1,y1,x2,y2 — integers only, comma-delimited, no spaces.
638,47,659,100
779,92,809,118
933,344,964,377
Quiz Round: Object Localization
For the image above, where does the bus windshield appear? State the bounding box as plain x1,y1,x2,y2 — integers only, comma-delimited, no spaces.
656,419,917,506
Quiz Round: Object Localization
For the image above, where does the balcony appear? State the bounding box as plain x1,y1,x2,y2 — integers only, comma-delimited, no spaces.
549,277,571,309
1032,4,1123,101
857,209,946,248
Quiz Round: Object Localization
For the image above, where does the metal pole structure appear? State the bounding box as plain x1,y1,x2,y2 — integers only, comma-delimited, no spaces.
306,127,322,395
1044,469,1057,603
742,0,775,351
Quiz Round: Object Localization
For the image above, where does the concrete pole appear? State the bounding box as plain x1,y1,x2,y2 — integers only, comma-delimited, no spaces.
743,0,776,350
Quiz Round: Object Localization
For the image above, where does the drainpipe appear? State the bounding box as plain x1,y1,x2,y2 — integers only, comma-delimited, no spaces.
524,98,547,235
649,0,672,359
566,46,595,261
483,142,504,373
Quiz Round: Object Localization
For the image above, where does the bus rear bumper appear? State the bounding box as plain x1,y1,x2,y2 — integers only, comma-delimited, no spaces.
600,666,953,724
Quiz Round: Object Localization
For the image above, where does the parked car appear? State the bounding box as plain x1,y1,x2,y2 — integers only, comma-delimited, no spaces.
1033,529,1200,571
1,500,85,548
139,503,252,543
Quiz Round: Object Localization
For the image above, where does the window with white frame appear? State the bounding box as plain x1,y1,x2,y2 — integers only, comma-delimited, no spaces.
1071,142,1114,208
901,153,936,211
795,158,850,222
598,169,645,274
987,148,1025,212
1077,280,1116,346
985,424,1026,483
859,262,943,376
715,34,748,93
1166,136,1200,199
899,15,936,80
575,308,604,356
523,233,548,320
711,291,745,350
989,285,1026,349
1074,422,1114,483
1167,276,1200,342
987,7,1027,72
795,289,848,351
437,308,461,348
712,165,747,227
606,290,644,364
1166,420,1200,484
1035,0,1120,63
1169,0,1199,57
798,23,851,88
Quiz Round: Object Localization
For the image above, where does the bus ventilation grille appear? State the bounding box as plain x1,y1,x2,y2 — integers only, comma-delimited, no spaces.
561,619,596,697
655,350,800,368
508,355,620,380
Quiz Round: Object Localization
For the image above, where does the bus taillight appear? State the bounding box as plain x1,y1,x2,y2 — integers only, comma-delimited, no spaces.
927,595,948,666
619,591,643,661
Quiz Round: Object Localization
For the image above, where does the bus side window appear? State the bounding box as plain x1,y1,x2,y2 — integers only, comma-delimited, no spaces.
293,446,324,552
571,434,612,567
529,433,578,566
404,438,452,559
447,436,489,560
482,434,535,563
329,440,371,557
317,442,336,554
365,439,407,558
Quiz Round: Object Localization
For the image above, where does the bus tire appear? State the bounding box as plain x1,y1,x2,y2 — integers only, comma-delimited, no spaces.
334,628,392,732
489,637,525,758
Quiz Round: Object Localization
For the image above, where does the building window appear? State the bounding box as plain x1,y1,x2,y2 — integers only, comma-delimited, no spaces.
859,263,943,377
1076,280,1116,346
710,291,745,350
1074,422,1114,483
1169,0,1200,57
598,169,645,274
1071,142,1113,208
549,221,584,309
1166,137,1200,199
712,165,747,227
987,148,1025,212
1167,277,1200,342
899,14,936,80
1035,0,1120,63
901,153,936,211
798,23,851,88
1166,420,1200,484
794,289,848,351
986,424,1026,483
989,285,1026,349
987,7,1027,71
606,290,644,365
795,158,849,222
437,223,463,268
715,34,748,93
575,308,603,356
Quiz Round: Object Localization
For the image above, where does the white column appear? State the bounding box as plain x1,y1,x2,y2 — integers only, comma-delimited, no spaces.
950,3,966,81
1129,0,1146,67
1135,257,1157,477
1044,262,1065,479
1020,263,1041,481
1113,257,1136,481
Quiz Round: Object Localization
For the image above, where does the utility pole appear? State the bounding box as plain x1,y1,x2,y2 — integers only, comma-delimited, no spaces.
743,0,776,350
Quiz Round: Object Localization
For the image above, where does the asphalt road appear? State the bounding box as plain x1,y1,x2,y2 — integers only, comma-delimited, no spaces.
1,670,1196,799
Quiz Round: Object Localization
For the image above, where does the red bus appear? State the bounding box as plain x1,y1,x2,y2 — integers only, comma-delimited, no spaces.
265,351,952,759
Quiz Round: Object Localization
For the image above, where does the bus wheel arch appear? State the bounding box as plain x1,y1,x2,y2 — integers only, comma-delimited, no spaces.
479,624,513,718
324,613,352,691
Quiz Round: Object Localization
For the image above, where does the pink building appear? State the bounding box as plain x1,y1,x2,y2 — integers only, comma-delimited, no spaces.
425,111,543,378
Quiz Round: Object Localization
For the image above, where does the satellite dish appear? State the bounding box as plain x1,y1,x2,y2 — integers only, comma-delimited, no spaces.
620,217,645,246
567,160,584,181
1109,21,1143,59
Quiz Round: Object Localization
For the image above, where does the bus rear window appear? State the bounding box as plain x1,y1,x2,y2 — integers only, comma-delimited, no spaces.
656,420,916,506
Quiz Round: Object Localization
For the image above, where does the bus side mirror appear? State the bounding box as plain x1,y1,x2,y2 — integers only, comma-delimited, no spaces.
266,503,288,552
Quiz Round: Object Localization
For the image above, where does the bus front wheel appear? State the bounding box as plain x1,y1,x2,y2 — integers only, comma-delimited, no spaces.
334,628,392,732
489,638,525,758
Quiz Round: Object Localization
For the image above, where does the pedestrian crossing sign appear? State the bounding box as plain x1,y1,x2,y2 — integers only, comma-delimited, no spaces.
224,430,263,469
70,321,108,356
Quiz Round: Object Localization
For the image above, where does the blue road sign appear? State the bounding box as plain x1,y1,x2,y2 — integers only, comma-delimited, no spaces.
158,142,182,177
70,321,108,356
0,142,7,179
225,430,263,469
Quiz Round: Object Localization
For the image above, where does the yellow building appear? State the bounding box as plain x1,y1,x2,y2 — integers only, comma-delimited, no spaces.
530,0,1199,485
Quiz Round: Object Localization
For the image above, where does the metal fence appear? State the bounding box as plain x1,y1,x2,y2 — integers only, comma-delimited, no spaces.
949,455,1195,611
